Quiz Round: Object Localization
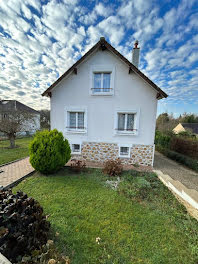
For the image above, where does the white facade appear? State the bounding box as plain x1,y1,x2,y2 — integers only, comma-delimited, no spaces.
50,49,158,166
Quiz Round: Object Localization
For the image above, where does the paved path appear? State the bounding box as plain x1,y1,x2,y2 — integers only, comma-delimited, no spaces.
0,158,34,188
154,151,198,220
154,151,198,192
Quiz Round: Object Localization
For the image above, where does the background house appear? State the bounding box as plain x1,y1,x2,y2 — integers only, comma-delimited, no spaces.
42,37,167,166
0,100,40,136
173,123,198,137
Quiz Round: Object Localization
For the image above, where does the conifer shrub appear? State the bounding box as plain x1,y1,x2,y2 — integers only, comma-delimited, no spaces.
29,129,71,174
0,189,50,263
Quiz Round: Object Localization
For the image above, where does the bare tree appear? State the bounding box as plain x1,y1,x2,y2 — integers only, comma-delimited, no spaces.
40,109,50,130
0,110,35,148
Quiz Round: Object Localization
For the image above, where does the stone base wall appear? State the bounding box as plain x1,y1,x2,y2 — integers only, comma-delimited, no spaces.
82,142,119,162
71,142,154,166
122,144,154,166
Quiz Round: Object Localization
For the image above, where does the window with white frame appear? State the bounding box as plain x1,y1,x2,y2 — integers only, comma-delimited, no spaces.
68,112,85,130
119,146,130,158
71,144,81,153
92,72,111,93
90,66,115,95
117,113,135,132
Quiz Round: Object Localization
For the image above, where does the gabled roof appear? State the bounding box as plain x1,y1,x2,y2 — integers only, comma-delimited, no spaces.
42,37,168,99
181,123,198,134
0,100,40,114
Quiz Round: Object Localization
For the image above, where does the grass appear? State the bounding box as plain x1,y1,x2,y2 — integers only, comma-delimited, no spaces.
0,137,32,165
13,168,198,264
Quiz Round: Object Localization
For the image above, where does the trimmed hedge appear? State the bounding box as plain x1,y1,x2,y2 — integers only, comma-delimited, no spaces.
156,145,198,172
170,137,198,160
29,129,71,174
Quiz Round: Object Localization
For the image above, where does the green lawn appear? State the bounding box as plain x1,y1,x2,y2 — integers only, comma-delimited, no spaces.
0,137,32,165
13,169,198,264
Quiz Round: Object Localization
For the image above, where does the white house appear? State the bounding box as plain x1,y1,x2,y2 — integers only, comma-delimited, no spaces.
0,100,40,136
42,38,167,166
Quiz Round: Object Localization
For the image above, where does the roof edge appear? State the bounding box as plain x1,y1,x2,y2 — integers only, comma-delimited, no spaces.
42,37,168,99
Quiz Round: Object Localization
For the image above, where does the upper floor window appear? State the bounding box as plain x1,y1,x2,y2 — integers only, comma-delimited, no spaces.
69,112,84,129
65,107,87,134
90,66,115,95
115,109,139,135
118,113,135,131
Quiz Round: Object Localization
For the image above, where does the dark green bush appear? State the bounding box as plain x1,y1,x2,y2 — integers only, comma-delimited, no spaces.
29,129,71,174
0,189,50,263
155,130,171,148
177,131,195,138
156,145,198,172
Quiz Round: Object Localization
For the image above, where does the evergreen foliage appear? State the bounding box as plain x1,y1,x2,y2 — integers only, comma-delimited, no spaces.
29,129,71,174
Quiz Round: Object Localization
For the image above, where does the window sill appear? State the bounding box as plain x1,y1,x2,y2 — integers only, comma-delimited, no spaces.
91,92,114,96
119,155,130,159
66,129,87,134
115,131,138,136
71,152,81,155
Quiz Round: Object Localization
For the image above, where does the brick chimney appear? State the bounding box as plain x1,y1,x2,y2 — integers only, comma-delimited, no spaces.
132,40,140,68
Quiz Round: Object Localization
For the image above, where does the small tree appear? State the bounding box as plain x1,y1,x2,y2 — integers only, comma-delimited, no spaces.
40,109,50,130
0,110,35,148
179,113,198,123
156,112,178,132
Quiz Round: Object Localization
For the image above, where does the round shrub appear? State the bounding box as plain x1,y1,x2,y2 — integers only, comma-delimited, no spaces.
103,159,123,177
0,189,50,263
29,129,71,174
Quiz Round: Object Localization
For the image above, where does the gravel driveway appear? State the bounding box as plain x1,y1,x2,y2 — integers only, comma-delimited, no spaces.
154,151,198,192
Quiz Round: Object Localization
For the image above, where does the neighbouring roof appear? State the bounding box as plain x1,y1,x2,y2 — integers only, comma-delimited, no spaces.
181,123,198,134
42,37,168,99
0,100,40,114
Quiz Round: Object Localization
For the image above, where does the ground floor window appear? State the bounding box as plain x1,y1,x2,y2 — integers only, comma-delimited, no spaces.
65,107,87,134
118,113,135,131
69,112,85,129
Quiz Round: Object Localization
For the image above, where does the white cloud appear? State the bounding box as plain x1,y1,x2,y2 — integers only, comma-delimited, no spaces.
0,0,197,113
21,4,32,20
95,3,112,17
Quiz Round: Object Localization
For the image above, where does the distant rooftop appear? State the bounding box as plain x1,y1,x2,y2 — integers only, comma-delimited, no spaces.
0,100,40,114
181,123,198,134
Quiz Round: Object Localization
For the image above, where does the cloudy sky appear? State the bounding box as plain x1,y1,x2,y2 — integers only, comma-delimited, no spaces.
0,0,197,115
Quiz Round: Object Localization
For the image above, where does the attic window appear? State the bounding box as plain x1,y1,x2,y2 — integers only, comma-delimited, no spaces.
93,72,111,92
90,66,115,96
